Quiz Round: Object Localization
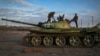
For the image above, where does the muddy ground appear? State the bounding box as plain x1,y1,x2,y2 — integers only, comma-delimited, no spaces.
0,30,100,56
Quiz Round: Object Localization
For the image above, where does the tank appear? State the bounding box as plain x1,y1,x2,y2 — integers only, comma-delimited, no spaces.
1,18,100,47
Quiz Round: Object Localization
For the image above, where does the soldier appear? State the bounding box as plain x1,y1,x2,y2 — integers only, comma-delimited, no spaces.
57,14,64,21
62,14,65,21
47,12,55,23
70,13,78,28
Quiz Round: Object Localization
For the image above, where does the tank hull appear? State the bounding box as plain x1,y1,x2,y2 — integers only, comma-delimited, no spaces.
23,28,100,47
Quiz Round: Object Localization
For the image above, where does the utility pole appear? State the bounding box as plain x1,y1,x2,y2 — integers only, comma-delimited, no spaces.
81,18,82,28
92,16,93,26
88,22,89,28
6,21,7,27
5,17,8,27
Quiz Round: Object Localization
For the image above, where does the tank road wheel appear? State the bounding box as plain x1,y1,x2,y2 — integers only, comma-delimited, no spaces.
83,35,95,47
69,36,80,47
23,36,30,44
94,34,100,41
31,36,41,46
55,36,66,47
43,36,53,46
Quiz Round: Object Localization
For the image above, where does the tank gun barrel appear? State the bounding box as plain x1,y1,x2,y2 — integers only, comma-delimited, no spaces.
1,18,38,26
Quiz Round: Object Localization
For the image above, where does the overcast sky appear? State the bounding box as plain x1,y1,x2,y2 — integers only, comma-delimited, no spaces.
0,0,100,27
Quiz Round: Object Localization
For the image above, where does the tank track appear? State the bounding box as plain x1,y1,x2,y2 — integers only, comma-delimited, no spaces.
23,31,99,48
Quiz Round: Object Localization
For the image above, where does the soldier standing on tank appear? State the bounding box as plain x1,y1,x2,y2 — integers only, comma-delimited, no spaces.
47,12,55,23
57,14,65,21
70,13,78,28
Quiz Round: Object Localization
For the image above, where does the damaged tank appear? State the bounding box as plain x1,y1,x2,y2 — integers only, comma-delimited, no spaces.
1,17,100,47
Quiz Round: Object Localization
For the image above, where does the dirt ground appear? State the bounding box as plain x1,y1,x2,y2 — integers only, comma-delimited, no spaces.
0,30,100,56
